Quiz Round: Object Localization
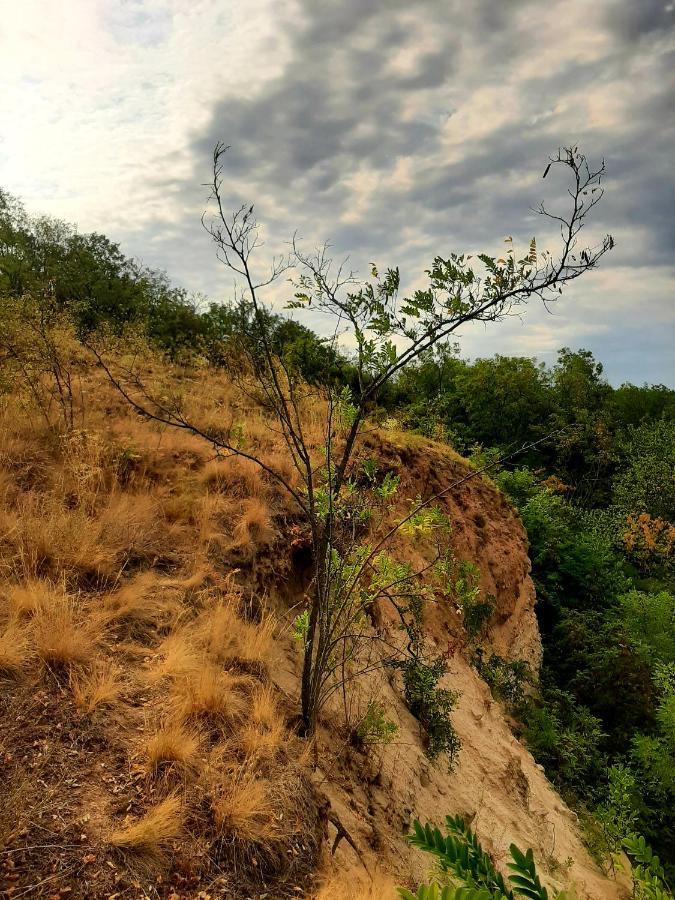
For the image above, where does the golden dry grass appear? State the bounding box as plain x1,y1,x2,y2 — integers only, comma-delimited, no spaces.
3,579,49,618
0,352,328,893
144,720,202,773
237,685,288,759
146,631,202,684
0,490,176,586
102,571,184,638
71,659,121,712
202,456,264,499
231,497,275,549
32,586,96,670
0,617,31,676
212,771,277,843
173,664,249,726
196,598,275,671
108,794,184,859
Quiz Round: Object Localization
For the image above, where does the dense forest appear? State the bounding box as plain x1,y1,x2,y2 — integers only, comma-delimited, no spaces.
1,186,674,889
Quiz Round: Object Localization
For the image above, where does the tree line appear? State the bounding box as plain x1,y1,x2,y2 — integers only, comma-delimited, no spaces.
2,147,673,882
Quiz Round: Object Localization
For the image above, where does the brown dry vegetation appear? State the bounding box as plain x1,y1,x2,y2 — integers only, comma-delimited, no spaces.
0,344,621,899
0,353,325,898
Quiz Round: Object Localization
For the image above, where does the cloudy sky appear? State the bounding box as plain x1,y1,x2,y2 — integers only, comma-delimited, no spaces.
2,0,674,384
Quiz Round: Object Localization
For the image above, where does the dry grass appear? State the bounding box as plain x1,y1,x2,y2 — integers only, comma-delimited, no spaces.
108,794,184,859
196,598,274,672
0,490,177,586
212,770,277,844
173,664,249,726
71,659,121,712
144,719,202,773
32,586,96,670
231,497,276,550
0,357,327,894
103,571,183,638
3,579,49,618
202,456,264,499
146,631,202,683
0,617,31,676
238,685,288,759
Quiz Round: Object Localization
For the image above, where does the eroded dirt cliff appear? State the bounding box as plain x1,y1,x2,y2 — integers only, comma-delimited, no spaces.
273,433,620,899
0,363,622,898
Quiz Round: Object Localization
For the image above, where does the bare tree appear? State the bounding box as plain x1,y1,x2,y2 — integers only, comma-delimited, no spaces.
0,293,82,431
91,144,612,739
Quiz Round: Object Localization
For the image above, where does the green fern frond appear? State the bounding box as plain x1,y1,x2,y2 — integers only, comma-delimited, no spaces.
622,834,666,880
407,818,512,898
507,844,549,900
398,885,504,900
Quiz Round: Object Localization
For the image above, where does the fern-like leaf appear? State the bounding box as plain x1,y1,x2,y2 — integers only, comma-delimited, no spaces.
398,886,504,900
507,844,549,900
407,818,511,898
622,834,666,880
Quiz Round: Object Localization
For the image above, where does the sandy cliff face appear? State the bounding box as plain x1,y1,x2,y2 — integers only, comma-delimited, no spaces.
276,434,621,899
0,365,622,899
362,434,543,671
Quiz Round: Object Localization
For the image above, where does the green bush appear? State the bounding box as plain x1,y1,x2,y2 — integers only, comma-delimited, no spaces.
399,655,461,766
354,700,398,746
400,814,573,899
473,651,531,706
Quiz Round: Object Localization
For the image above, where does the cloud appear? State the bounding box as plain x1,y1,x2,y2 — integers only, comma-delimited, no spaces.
2,0,674,384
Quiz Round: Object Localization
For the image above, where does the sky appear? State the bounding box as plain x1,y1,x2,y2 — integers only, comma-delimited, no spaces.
1,0,674,385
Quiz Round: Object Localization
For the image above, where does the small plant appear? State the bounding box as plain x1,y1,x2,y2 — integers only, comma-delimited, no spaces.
292,609,310,645
623,834,673,899
400,814,574,899
473,650,531,707
398,655,461,766
354,700,398,746
461,585,496,641
112,443,142,484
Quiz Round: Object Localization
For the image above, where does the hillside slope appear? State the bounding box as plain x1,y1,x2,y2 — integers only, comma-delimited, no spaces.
0,359,621,898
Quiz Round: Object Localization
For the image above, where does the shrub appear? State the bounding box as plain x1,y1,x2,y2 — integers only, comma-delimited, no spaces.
399,655,460,766
355,701,398,746
462,594,496,642
520,687,605,796
473,651,531,706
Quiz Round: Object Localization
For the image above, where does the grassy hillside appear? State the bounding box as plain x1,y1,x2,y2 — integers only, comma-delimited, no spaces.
1,193,672,899
0,335,627,899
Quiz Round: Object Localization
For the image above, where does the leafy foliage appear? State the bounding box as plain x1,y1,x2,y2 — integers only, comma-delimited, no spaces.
400,816,573,899
354,700,398,746
623,835,673,899
474,652,531,707
399,655,461,764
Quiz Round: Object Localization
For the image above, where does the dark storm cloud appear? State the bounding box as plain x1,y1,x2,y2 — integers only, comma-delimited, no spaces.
604,0,675,40
139,0,674,384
